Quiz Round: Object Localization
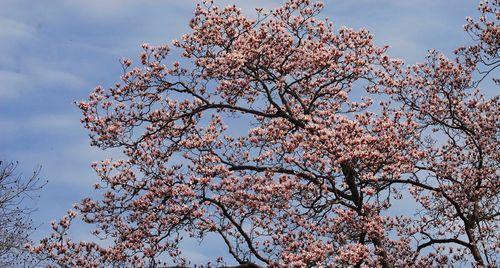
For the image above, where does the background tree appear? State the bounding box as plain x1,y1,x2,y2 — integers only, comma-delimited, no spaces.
30,0,498,267
0,160,45,267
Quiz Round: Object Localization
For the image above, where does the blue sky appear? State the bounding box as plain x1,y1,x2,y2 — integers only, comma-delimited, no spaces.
0,0,479,264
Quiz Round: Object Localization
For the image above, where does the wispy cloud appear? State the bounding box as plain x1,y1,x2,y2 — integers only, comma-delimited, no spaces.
0,70,27,98
0,17,36,40
0,64,87,99
0,113,76,137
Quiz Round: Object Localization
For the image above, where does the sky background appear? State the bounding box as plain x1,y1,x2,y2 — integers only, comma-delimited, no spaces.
0,0,482,265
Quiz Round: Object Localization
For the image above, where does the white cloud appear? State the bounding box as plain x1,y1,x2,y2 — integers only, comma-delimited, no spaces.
0,62,88,99
0,70,28,98
60,0,195,20
0,113,76,131
34,66,87,88
0,17,36,39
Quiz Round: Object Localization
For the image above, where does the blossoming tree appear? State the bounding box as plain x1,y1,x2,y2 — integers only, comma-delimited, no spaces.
30,0,499,267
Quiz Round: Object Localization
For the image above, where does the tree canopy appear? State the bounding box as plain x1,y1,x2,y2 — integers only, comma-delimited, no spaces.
30,0,499,267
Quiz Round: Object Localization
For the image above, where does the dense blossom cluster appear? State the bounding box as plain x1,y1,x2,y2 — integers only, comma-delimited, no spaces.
29,0,498,267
